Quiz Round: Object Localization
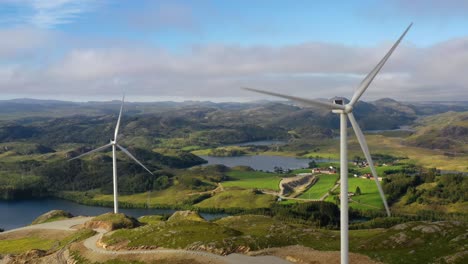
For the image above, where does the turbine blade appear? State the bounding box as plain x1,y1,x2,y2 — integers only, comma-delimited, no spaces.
68,143,112,161
114,94,125,141
348,113,391,216
116,144,154,175
242,87,344,110
349,23,412,107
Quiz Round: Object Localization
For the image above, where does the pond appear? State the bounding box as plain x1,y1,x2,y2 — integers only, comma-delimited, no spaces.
0,198,227,231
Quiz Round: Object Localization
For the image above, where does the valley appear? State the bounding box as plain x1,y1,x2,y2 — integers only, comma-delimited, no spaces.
0,98,467,264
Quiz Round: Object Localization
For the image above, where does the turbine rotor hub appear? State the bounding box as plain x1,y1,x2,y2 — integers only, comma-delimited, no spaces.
344,104,353,114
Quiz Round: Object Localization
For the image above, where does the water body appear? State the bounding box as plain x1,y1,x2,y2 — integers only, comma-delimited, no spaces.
0,198,227,231
226,140,286,146
200,155,333,171
365,125,415,134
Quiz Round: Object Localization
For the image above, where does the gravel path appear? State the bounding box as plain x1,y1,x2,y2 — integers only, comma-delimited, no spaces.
83,228,291,264
3,217,291,264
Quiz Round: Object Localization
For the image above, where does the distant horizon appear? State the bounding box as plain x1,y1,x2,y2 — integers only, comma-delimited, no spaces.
1,96,467,104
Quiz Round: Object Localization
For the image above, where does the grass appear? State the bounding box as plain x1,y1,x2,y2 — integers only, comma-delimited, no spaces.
299,174,338,200
91,213,140,230
0,228,95,254
347,177,384,210
31,210,72,225
351,135,468,172
92,186,196,207
138,215,165,225
222,170,282,191
0,237,56,254
102,219,241,250
296,134,468,172
100,213,468,264
194,189,276,209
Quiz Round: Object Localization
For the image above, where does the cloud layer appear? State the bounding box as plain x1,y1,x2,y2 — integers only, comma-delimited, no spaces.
0,26,467,102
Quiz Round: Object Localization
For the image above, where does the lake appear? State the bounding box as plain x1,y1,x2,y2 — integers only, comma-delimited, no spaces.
226,140,286,146
200,155,332,171
0,198,227,231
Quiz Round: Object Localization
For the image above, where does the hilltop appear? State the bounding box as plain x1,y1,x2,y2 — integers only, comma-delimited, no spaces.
405,111,468,154
1,211,466,264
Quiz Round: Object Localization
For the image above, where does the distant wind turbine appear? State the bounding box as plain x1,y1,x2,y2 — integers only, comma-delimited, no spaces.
69,95,154,214
243,23,412,264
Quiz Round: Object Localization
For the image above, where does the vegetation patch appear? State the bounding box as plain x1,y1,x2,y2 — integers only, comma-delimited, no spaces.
0,237,56,254
85,213,140,231
194,189,276,209
223,170,282,191
299,174,338,200
31,210,73,225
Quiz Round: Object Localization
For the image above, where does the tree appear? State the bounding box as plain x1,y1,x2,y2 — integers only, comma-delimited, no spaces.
355,186,362,196
308,160,318,168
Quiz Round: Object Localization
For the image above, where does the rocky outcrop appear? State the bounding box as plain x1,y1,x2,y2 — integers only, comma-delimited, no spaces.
31,210,73,225
84,213,140,231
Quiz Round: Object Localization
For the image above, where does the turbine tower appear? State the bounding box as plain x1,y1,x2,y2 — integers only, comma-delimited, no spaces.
69,95,154,214
243,23,412,264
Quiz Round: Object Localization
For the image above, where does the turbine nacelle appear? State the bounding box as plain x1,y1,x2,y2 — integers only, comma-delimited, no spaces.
332,98,353,114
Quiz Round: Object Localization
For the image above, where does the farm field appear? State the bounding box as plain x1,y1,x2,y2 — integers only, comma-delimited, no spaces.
347,177,383,210
299,174,338,200
222,170,282,191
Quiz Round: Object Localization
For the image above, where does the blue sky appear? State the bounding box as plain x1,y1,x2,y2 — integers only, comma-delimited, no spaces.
0,0,467,101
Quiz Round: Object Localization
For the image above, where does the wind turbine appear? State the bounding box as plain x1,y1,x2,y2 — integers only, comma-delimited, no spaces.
69,95,154,214
243,23,412,264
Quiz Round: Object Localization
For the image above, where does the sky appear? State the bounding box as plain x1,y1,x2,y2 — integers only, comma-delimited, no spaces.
0,0,467,102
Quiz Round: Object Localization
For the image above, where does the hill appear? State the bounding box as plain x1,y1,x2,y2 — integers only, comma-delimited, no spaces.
405,111,468,154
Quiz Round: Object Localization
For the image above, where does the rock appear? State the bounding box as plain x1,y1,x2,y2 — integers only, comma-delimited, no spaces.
391,223,409,230
286,255,299,262
411,224,441,234
389,232,408,245
450,232,468,243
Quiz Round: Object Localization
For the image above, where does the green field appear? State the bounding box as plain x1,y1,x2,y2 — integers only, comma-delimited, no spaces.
299,174,338,200
347,177,384,210
222,171,282,191
195,189,276,209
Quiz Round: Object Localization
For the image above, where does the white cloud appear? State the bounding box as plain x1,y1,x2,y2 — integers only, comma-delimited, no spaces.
0,27,467,101
2,0,99,28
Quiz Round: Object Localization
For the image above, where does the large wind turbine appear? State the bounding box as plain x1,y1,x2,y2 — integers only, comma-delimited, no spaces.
244,24,412,264
69,96,154,214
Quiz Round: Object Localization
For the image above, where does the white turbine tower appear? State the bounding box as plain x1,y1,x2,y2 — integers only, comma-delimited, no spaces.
69,95,154,214
243,24,412,264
